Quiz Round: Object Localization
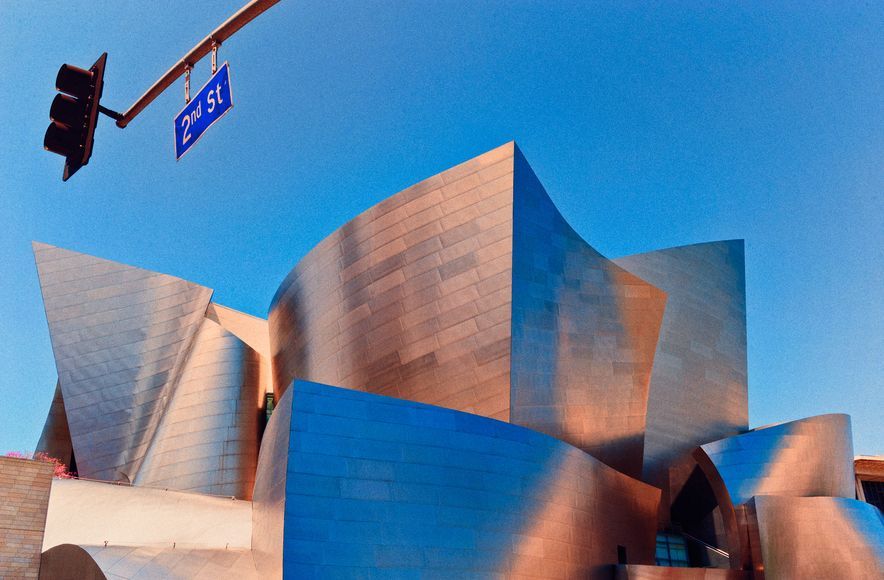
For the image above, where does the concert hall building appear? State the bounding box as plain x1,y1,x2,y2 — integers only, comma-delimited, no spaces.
2,143,881,579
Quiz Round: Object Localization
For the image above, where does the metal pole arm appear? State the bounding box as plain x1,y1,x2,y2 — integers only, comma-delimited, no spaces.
115,0,281,128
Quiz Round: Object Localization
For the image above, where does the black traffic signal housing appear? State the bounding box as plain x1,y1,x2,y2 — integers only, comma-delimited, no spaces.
43,53,108,181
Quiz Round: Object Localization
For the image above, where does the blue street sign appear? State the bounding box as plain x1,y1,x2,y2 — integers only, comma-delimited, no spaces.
174,62,233,160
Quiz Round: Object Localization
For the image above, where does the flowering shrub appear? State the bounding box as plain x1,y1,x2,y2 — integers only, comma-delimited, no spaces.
4,451,75,478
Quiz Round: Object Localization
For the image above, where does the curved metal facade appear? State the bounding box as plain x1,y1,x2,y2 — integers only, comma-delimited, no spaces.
35,381,73,468
746,496,884,579
613,241,748,492
133,318,263,499
696,414,854,507
34,242,213,482
269,143,517,421
34,243,268,497
270,143,667,477
510,148,667,478
265,380,660,579
24,143,884,580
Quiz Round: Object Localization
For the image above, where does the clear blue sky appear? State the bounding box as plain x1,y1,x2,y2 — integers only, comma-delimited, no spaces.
1,2,880,455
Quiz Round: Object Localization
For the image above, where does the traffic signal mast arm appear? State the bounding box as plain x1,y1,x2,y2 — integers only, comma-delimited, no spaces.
115,0,281,128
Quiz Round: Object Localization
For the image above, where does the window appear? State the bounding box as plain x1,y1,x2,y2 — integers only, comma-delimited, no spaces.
862,480,884,512
265,392,276,421
655,532,689,567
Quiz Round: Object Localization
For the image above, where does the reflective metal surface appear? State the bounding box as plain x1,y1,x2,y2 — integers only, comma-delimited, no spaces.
25,143,881,579
134,318,263,499
510,147,667,479
34,244,269,497
34,242,213,483
36,381,73,468
270,380,660,579
614,241,748,493
746,495,884,579
696,413,855,506
270,143,516,420
270,143,668,477
251,376,294,579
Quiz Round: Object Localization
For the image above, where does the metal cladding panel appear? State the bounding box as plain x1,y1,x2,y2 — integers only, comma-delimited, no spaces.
39,544,260,579
747,496,884,579
33,242,213,482
206,302,271,358
277,380,660,579
36,381,73,468
251,381,294,579
613,241,748,493
510,148,667,479
269,142,515,420
134,318,263,499
697,414,855,507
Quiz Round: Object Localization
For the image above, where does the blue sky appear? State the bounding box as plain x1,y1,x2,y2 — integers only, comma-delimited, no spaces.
0,2,880,455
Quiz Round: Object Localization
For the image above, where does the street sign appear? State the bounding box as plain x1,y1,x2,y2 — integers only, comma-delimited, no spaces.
174,62,233,160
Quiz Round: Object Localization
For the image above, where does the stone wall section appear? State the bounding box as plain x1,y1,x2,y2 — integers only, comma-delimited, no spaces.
0,457,54,579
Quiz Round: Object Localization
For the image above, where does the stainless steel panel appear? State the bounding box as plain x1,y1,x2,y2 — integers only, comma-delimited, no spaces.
264,380,660,579
746,495,884,579
34,242,213,482
134,318,263,499
614,241,748,500
35,381,73,468
697,413,854,506
269,144,516,421
510,147,667,479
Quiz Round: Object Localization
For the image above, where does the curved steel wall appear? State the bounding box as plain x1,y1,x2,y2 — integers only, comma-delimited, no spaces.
34,242,213,482
251,373,294,579
270,144,668,477
509,148,667,479
613,241,748,494
257,380,660,579
134,318,263,499
747,496,884,579
696,414,854,506
269,143,516,420
35,381,73,468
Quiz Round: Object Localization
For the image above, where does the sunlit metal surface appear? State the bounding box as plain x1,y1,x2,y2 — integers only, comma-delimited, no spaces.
35,381,73,468
260,380,660,578
697,413,854,507
34,244,269,496
510,147,667,478
26,143,881,579
613,241,748,494
250,371,294,579
270,143,669,477
746,495,884,579
133,318,263,499
270,143,517,421
34,242,213,482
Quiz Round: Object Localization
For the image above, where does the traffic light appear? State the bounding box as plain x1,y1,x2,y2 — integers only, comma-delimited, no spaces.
43,53,108,181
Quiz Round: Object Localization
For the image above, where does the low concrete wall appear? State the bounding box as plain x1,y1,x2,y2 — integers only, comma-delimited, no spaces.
42,479,252,551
